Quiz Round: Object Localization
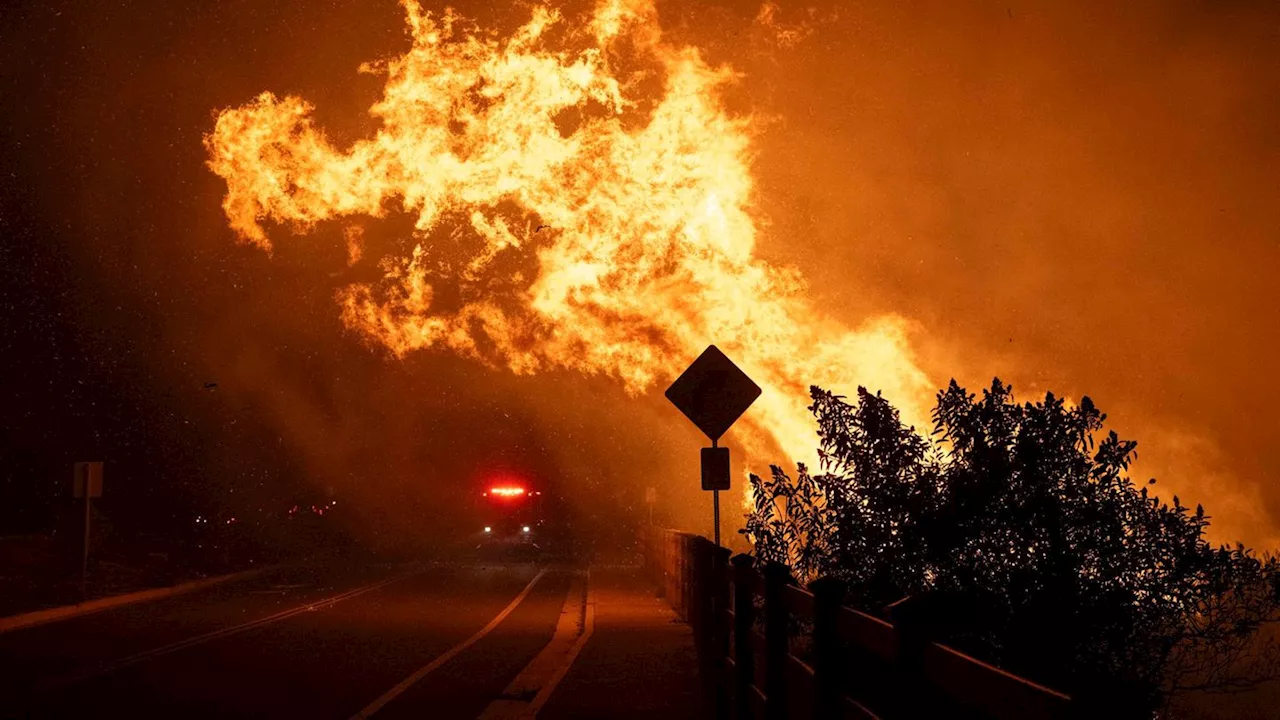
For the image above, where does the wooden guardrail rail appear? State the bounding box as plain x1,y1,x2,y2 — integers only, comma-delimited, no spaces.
640,528,1074,720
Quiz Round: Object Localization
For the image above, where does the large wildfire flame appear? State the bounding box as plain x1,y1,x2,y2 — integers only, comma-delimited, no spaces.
205,0,933,489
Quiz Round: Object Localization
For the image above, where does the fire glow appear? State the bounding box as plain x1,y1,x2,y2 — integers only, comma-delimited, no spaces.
204,0,934,483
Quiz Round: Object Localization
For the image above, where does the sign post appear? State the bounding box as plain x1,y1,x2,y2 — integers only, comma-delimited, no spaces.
665,345,761,547
73,462,103,600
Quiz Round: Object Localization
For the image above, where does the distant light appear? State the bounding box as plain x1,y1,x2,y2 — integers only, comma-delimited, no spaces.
484,526,492,533
522,526,530,533
490,486,526,497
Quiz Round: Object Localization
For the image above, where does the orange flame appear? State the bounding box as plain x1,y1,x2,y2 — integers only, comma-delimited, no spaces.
204,0,933,495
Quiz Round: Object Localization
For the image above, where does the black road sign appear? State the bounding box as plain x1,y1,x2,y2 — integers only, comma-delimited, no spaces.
665,345,762,441
701,447,730,491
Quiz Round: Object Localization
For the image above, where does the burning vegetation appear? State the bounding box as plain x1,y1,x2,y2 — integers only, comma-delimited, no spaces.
204,0,933,488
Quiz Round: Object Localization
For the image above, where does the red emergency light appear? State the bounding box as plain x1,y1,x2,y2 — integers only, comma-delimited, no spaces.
488,486,526,498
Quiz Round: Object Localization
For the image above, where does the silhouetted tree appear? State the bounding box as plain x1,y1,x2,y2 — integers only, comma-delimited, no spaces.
744,379,1280,713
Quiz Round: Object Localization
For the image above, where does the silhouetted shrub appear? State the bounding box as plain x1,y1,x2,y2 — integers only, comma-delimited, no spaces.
744,379,1280,712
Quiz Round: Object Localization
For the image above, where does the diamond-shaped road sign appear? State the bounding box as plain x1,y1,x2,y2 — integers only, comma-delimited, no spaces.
665,345,761,442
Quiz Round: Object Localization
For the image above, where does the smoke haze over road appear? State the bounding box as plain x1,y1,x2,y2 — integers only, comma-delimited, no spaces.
2,0,1276,550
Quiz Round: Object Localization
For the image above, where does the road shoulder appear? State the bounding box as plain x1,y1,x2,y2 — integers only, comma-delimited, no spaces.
0,565,273,635
536,565,706,720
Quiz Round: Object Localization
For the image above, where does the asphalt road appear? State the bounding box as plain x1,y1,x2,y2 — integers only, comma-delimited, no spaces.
0,556,580,719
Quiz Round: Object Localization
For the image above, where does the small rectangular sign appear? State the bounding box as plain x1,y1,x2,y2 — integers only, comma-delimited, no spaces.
700,447,730,491
73,462,103,499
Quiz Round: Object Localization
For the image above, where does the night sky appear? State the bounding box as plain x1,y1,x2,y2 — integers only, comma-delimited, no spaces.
2,0,1277,550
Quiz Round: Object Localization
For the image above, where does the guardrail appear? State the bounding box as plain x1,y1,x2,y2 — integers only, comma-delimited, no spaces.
641,528,1074,720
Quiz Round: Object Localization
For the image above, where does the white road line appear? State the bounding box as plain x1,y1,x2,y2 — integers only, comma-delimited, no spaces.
40,569,421,692
475,574,586,720
349,567,549,720
521,569,594,718
0,566,274,635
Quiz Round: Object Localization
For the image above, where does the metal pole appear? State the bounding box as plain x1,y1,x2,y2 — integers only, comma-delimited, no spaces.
81,480,91,600
712,437,721,547
713,491,720,547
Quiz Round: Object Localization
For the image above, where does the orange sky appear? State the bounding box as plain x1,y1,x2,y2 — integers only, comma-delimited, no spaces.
720,0,1280,547
194,0,1280,548
2,0,1276,550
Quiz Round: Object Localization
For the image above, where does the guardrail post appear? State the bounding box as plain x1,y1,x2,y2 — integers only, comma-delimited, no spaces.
691,538,711,691
763,561,793,720
731,554,756,720
809,576,846,720
887,594,944,716
710,544,732,720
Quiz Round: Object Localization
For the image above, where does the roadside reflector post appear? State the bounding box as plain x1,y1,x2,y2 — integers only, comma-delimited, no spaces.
665,345,761,548
73,461,103,601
